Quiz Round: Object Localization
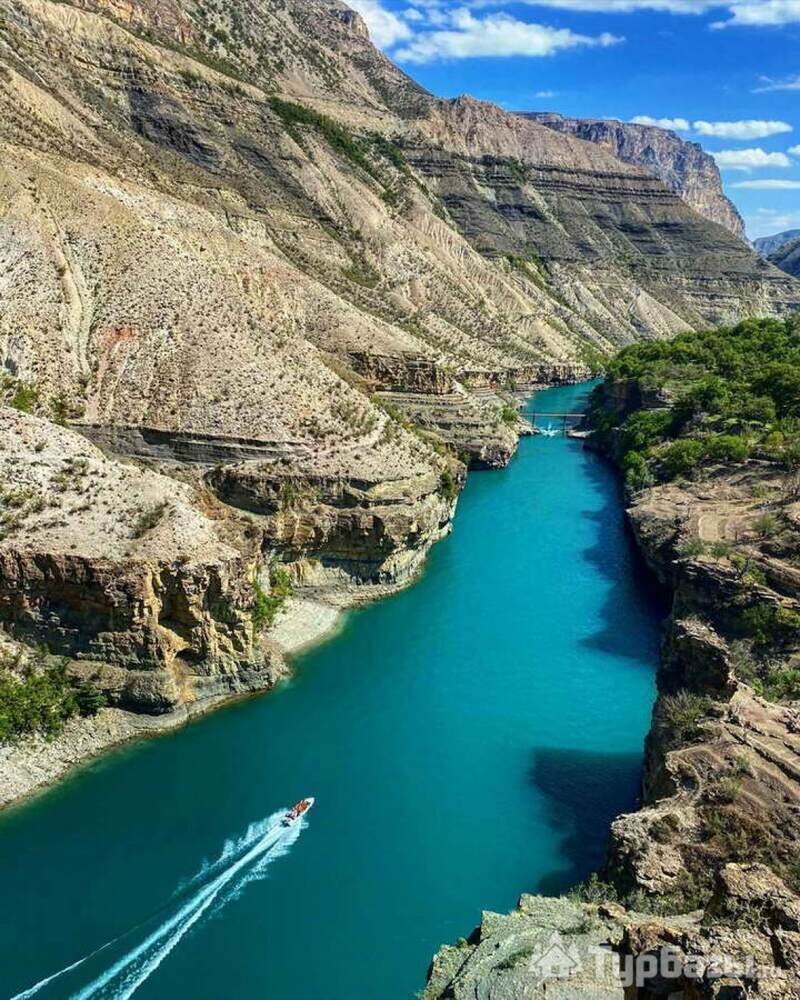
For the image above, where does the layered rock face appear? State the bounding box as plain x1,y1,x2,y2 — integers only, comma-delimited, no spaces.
0,0,795,447
609,466,800,905
525,112,746,239
0,410,282,713
206,455,461,586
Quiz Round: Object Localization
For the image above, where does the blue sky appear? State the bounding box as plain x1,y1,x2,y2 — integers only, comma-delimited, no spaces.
349,0,800,239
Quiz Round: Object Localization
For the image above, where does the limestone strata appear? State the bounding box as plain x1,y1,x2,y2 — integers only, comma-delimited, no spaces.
608,467,800,904
206,460,461,585
524,112,746,239
375,388,520,469
0,408,279,713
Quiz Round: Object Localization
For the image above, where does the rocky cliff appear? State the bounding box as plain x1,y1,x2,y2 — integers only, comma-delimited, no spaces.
0,409,282,714
524,112,746,240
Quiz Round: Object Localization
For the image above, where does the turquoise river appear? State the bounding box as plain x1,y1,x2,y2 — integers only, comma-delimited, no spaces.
0,382,664,1000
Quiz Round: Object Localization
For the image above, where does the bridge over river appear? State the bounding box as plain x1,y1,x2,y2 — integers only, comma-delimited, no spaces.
519,410,585,434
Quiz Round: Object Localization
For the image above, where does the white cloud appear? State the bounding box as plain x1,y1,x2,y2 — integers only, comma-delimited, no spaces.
631,115,690,130
347,0,413,48
713,148,792,170
536,89,560,98
394,10,622,63
480,0,800,24
713,1,800,28
693,119,793,139
747,207,800,239
628,118,793,141
756,75,800,92
790,145,800,156
731,179,800,189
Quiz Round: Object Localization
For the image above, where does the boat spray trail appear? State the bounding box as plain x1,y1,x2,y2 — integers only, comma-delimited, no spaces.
10,807,308,1000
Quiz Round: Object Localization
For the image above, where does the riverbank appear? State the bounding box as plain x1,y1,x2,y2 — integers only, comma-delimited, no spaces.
0,379,577,813
0,588,390,810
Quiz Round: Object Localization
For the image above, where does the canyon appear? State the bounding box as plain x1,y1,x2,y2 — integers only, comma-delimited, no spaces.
0,3,799,996
0,0,796,738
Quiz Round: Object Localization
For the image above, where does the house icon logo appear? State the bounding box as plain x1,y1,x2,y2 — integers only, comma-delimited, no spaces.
527,931,583,980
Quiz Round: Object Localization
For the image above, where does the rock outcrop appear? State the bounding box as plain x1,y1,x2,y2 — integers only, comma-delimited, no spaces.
0,408,283,713
425,866,800,999
524,112,746,239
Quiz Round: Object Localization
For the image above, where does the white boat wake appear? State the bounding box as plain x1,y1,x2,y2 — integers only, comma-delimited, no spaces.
11,808,308,1000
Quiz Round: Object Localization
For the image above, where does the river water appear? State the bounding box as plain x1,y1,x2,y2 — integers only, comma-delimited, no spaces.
0,382,663,1000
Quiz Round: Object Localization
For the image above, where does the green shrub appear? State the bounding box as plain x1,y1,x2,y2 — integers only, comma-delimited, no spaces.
619,409,673,455
132,502,168,539
252,566,294,633
500,403,519,427
623,451,655,493
742,603,800,649
761,667,800,702
657,690,713,747
438,469,460,502
568,872,619,904
660,439,704,479
752,513,779,538
11,383,38,414
678,537,708,558
703,434,750,464
0,653,105,745
74,681,107,717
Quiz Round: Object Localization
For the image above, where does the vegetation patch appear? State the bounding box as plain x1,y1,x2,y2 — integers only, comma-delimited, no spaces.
0,647,106,745
589,317,800,490
656,690,713,748
252,565,293,633
268,97,381,182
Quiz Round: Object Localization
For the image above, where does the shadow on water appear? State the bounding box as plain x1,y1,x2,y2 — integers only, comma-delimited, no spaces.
529,746,645,896
576,445,668,663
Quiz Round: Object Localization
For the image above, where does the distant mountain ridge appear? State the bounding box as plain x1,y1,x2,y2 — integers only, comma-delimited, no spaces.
522,111,745,239
755,229,800,258
769,237,800,278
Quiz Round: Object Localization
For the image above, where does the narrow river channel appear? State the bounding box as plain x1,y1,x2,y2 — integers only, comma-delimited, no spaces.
0,381,664,1000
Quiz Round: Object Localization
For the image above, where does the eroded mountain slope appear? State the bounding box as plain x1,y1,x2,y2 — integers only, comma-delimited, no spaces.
525,112,746,239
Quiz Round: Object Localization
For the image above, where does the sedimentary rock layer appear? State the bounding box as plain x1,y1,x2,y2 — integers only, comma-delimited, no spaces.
524,112,745,239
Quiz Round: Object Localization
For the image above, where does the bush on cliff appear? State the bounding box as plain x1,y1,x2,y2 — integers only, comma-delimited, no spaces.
252,565,294,633
0,650,106,745
656,690,713,748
